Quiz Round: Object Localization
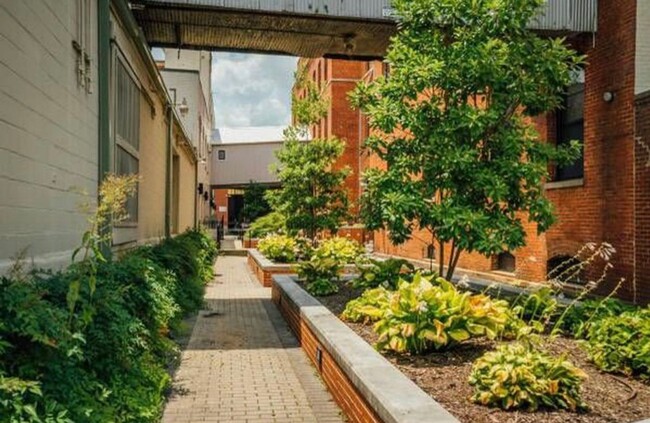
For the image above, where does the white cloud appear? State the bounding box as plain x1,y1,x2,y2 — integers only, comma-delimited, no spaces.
212,53,297,127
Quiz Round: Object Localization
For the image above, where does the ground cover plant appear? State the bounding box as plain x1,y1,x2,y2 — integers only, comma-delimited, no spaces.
313,237,364,264
0,175,218,423
469,342,588,412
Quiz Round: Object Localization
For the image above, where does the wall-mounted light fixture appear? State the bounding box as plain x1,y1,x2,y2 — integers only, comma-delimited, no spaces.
603,91,615,103
203,192,209,201
178,97,189,116
197,183,204,194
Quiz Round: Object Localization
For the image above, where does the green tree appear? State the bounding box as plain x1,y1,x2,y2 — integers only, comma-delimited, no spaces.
350,0,582,280
268,64,350,242
240,181,270,223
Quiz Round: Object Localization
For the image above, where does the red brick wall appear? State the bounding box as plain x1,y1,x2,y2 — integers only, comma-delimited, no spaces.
635,92,650,304
273,282,382,423
545,0,637,299
300,58,368,214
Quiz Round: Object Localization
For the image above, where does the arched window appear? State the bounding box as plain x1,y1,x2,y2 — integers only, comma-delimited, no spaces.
496,252,516,273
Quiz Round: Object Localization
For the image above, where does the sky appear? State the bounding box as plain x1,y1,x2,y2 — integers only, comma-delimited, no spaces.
211,53,298,128
152,48,297,128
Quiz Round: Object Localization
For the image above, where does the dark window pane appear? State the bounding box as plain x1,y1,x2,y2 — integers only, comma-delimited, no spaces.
555,70,584,181
218,150,226,160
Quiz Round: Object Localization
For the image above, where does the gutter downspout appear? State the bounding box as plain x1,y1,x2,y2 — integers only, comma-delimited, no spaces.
98,0,112,258
194,159,199,229
165,105,172,239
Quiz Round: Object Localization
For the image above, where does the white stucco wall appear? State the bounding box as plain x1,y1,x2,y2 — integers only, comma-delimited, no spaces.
0,0,99,272
210,141,285,186
636,2,650,95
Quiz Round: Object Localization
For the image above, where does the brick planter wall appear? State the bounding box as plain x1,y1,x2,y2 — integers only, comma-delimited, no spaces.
247,249,357,288
272,275,458,423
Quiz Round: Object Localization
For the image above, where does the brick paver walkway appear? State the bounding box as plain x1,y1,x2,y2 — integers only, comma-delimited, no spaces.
162,256,344,423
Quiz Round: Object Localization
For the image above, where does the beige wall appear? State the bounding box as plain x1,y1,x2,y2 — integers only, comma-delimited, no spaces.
110,5,195,246
0,0,99,272
210,141,292,186
176,140,197,233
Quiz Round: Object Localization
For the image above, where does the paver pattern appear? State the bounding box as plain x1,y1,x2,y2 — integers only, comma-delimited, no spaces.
162,256,344,423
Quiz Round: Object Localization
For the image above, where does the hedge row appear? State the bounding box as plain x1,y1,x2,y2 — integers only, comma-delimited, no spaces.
0,229,218,423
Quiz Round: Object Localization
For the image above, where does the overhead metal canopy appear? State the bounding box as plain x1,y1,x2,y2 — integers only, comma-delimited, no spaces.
130,0,597,59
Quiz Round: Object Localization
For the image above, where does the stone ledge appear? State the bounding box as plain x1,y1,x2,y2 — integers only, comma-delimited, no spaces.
273,274,459,423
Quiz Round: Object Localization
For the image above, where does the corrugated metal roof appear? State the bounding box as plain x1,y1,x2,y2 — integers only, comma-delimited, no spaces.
132,0,597,58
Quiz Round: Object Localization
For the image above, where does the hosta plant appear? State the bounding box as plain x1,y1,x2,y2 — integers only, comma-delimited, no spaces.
314,237,364,264
352,258,415,290
561,298,635,339
341,287,390,323
296,256,342,296
258,234,297,263
469,343,588,412
374,274,512,354
584,307,650,378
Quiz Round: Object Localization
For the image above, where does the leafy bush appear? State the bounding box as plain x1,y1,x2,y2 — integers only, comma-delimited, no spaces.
583,308,650,378
296,256,342,296
352,258,414,290
314,237,364,264
511,287,559,324
561,298,635,338
258,234,297,263
469,343,587,411
373,274,512,353
247,211,287,239
0,228,217,422
341,287,390,323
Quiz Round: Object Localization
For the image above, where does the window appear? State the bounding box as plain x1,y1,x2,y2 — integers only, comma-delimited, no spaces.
218,149,226,161
555,69,584,181
496,252,516,273
115,60,140,222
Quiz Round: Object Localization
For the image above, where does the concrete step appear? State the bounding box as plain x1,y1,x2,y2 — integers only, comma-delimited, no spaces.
220,249,248,257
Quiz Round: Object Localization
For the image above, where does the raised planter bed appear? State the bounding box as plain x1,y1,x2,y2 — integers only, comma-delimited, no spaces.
272,274,459,423
310,281,650,423
247,249,356,287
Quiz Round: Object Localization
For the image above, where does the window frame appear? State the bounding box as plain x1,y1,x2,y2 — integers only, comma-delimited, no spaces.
554,68,585,182
217,149,226,161
112,50,141,228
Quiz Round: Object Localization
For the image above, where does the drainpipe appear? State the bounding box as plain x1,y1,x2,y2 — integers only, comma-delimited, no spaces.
165,105,172,239
194,159,199,229
98,0,112,257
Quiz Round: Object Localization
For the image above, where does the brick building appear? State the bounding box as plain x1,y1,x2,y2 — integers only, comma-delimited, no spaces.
300,0,650,303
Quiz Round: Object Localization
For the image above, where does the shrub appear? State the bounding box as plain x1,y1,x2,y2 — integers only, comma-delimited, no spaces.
296,256,342,296
258,234,297,263
341,287,390,323
374,274,512,354
0,228,217,422
561,298,635,339
352,257,415,290
511,287,559,324
583,308,650,378
314,237,364,264
469,343,587,412
247,211,287,239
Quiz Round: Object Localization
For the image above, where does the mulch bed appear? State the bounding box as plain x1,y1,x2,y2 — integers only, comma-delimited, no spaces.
311,282,650,423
